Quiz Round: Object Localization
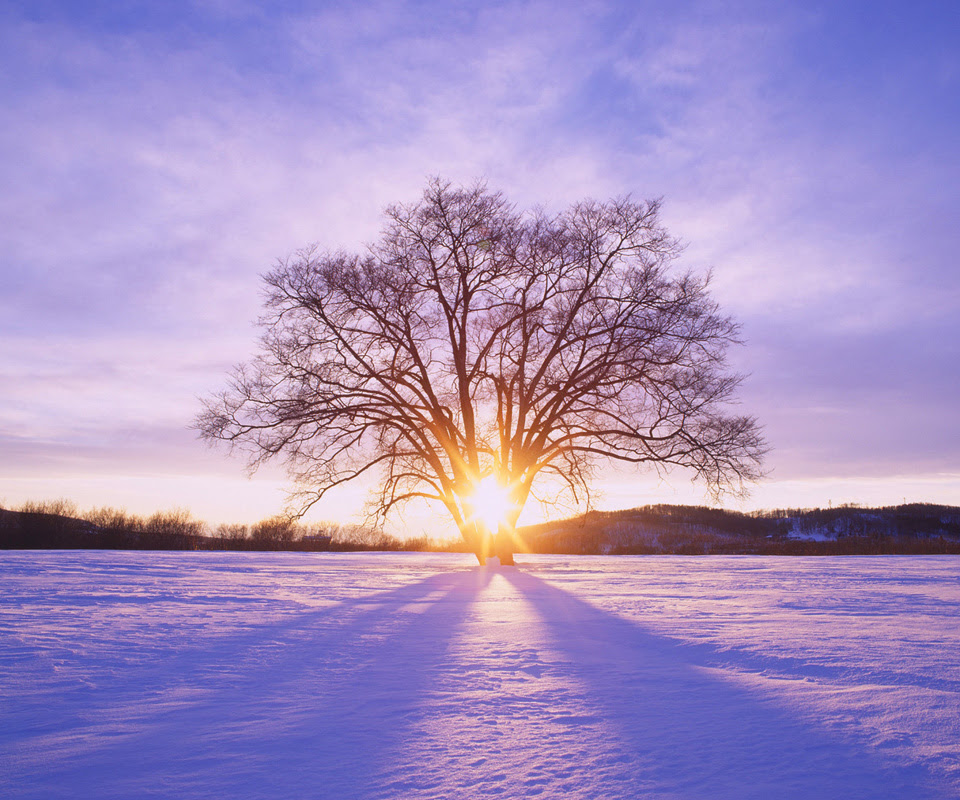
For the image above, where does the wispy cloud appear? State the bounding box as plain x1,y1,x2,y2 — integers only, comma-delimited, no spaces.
2,0,958,519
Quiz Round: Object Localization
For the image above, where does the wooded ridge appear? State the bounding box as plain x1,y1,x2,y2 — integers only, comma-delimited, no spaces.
2,502,958,555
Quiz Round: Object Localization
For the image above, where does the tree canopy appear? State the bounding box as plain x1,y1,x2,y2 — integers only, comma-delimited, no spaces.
199,179,765,563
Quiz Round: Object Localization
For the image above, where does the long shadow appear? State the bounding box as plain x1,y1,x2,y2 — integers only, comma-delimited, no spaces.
6,564,492,800
8,559,954,799
501,568,948,800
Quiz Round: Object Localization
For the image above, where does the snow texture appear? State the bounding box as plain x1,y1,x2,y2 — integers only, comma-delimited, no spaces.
2,552,959,799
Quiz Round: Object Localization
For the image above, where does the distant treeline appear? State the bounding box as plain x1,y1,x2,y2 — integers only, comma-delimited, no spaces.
0,500,462,553
518,503,960,555
2,499,960,555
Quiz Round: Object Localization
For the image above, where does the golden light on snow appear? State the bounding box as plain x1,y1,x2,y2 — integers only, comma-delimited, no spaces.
466,475,515,533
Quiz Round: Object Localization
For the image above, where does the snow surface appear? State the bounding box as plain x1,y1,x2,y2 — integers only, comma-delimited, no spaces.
2,552,959,799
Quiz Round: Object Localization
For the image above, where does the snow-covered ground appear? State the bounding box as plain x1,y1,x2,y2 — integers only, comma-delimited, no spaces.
2,552,958,799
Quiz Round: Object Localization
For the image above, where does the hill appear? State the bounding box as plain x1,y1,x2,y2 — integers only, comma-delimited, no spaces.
518,503,960,555
3,502,960,554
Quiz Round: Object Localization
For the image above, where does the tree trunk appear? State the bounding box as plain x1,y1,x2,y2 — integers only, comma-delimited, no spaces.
493,526,516,565
466,527,494,565
464,524,515,566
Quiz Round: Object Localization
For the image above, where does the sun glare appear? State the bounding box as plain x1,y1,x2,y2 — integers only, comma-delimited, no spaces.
467,475,514,533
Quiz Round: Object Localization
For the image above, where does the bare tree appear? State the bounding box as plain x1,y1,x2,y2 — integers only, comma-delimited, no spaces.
199,179,765,564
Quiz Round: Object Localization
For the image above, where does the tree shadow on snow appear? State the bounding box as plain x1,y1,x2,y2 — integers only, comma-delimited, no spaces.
11,566,493,800
10,561,952,800
499,568,946,800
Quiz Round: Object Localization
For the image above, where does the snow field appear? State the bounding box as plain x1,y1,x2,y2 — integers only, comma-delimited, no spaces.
1,552,958,799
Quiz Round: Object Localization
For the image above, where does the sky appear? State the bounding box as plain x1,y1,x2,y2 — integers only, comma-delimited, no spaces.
2,0,959,533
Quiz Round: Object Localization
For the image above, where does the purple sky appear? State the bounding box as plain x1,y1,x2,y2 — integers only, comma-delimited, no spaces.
2,1,958,531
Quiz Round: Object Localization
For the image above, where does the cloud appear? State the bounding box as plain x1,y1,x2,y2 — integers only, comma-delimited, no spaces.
1,0,958,520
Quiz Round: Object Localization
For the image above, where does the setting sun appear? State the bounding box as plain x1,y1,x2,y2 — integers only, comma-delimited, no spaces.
466,475,514,533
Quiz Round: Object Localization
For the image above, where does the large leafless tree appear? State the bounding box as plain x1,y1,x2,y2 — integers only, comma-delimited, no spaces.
199,180,765,564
